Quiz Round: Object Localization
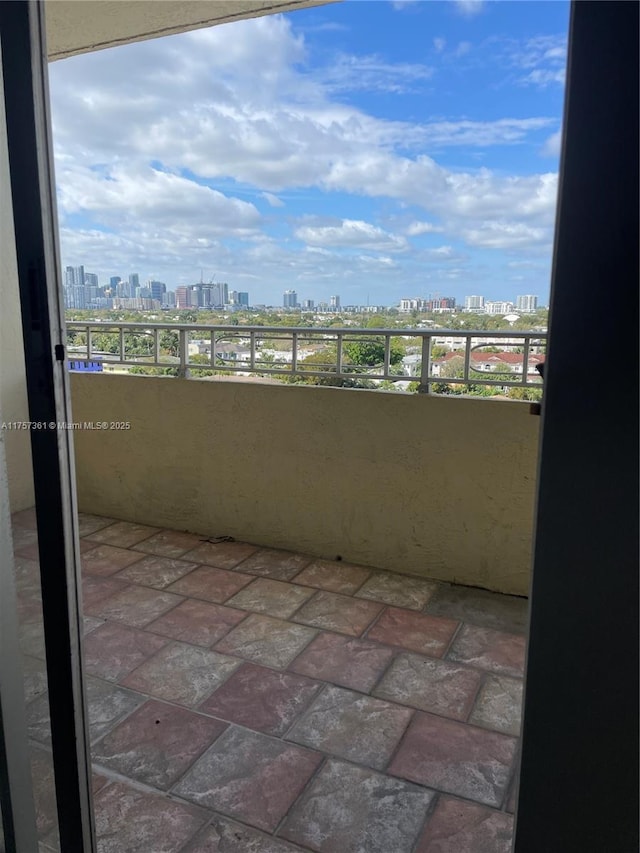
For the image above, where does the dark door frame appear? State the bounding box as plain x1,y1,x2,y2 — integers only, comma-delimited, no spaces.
515,2,639,850
0,2,96,850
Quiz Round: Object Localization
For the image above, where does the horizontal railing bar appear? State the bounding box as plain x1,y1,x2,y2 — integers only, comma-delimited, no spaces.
65,322,547,392
67,321,547,339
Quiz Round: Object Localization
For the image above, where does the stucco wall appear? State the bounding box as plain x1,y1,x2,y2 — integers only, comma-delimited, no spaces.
71,374,539,595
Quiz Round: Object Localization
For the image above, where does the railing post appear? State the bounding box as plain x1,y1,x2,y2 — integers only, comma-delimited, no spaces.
383,334,391,379
119,327,125,364
153,328,160,367
418,333,432,393
292,332,298,377
86,325,92,359
522,336,531,385
178,329,189,378
210,331,216,371
336,333,343,377
463,336,472,387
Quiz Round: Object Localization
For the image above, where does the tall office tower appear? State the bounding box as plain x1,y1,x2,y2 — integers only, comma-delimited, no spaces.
84,272,99,288
72,285,86,309
237,292,249,307
465,295,485,310
283,290,297,308
208,281,228,307
149,281,166,303
201,286,213,308
109,276,121,289
128,273,139,292
175,286,189,309
330,295,340,310
516,294,538,312
64,265,85,288
302,299,314,310
163,291,176,308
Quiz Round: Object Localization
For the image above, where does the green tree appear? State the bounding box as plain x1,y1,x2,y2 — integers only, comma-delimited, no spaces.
189,352,215,378
430,345,449,360
284,348,374,389
343,339,404,367
507,386,543,402
160,331,179,357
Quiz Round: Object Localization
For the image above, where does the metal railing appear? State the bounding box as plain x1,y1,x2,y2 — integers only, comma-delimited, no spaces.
65,322,547,393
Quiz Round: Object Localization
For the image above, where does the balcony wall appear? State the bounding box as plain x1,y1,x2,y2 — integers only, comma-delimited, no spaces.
70,374,539,595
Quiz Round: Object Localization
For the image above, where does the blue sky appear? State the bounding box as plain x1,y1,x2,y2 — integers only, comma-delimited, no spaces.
49,0,569,307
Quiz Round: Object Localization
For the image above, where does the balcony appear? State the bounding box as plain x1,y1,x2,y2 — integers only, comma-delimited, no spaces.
9,325,540,850
13,501,527,852
0,0,636,847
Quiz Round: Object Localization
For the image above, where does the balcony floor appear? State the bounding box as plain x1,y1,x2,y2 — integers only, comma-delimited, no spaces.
12,510,527,852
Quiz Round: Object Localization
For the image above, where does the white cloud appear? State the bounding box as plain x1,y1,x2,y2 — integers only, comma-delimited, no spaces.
541,129,562,157
58,163,261,235
454,0,485,18
294,219,408,252
417,117,554,148
456,41,472,57
522,68,565,87
315,52,434,95
433,37,446,53
504,34,567,88
462,221,548,249
260,192,285,207
406,221,444,236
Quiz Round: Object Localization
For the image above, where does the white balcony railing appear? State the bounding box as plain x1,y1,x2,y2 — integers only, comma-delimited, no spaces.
66,322,547,392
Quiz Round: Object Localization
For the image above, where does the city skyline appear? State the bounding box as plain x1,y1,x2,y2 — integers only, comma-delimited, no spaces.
63,262,541,314
51,1,567,307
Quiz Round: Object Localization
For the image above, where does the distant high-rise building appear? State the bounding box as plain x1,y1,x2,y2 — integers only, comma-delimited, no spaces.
128,273,140,291
303,299,314,310
109,276,121,289
65,265,85,288
283,290,298,308
175,286,190,309
69,285,86,309
465,295,485,310
149,281,166,303
516,294,538,312
84,272,99,288
427,296,456,312
485,301,515,315
212,282,228,307
163,291,176,308
330,295,341,310
228,291,250,308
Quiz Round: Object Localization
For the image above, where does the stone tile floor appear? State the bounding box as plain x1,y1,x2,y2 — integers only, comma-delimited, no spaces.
11,509,527,852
